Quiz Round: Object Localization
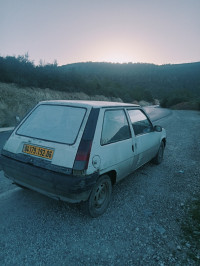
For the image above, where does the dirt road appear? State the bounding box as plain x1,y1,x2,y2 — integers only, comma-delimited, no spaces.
0,110,199,265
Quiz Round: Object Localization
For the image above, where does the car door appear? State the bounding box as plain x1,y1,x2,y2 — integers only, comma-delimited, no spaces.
127,109,160,169
97,109,134,181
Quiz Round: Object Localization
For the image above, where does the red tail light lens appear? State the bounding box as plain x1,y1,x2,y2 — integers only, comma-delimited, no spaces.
73,108,99,172
73,140,92,171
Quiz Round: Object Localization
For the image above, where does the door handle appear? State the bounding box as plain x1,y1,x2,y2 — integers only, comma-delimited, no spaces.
132,145,134,152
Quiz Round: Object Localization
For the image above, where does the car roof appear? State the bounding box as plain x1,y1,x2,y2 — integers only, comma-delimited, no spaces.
39,100,140,108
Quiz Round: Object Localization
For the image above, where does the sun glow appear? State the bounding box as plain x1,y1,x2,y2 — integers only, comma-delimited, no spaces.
88,39,138,64
98,53,135,64
102,56,133,64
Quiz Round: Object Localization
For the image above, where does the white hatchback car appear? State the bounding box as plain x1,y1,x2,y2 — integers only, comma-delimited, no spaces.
0,101,166,217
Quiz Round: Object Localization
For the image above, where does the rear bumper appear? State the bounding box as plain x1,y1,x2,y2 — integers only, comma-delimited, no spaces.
0,154,99,203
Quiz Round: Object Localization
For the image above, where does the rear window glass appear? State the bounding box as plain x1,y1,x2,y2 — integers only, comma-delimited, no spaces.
17,104,86,144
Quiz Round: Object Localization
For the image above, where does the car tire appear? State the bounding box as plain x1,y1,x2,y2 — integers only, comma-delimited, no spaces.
152,141,165,165
83,175,112,218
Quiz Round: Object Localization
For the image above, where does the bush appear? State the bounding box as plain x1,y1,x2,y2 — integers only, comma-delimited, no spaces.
160,94,191,108
182,194,200,262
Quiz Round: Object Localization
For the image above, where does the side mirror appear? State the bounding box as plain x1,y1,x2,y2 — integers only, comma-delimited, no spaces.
154,125,162,132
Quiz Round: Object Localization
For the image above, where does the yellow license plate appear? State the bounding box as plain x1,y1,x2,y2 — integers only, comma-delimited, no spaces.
23,144,54,160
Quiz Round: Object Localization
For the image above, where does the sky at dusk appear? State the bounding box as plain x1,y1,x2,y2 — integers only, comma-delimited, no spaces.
0,0,200,66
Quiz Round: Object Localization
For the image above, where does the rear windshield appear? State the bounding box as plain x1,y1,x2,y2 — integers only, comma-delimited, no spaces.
17,104,86,144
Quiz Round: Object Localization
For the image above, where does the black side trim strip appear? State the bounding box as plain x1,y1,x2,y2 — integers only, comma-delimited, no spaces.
73,108,100,170
82,108,100,141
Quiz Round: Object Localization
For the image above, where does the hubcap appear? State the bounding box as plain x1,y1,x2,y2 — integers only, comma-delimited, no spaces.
94,183,107,208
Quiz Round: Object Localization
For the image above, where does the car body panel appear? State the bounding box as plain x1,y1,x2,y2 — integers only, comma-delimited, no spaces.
134,132,160,168
88,107,134,181
0,152,98,203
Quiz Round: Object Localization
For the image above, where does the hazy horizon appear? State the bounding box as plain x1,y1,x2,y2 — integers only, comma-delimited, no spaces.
1,53,200,67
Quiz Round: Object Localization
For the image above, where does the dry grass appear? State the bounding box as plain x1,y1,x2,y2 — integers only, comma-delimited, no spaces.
171,102,200,110
0,82,122,127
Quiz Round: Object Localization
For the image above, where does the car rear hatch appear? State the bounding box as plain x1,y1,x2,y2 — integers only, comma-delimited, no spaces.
2,103,90,171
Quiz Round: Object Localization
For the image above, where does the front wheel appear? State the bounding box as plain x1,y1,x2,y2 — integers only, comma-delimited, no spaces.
152,141,165,165
83,175,112,218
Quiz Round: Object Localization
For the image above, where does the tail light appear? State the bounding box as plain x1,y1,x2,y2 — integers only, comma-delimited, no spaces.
73,139,92,172
73,108,99,175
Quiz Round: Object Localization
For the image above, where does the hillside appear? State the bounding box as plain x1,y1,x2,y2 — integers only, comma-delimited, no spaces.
0,55,200,108
60,61,200,98
0,82,122,127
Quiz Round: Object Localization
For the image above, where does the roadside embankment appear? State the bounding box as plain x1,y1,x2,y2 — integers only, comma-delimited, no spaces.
0,82,122,127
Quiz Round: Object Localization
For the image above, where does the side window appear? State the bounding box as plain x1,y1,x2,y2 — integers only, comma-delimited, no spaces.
101,110,131,145
128,109,153,136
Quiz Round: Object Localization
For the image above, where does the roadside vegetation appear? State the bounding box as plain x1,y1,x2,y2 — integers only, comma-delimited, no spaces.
181,194,200,262
0,82,122,127
0,54,200,109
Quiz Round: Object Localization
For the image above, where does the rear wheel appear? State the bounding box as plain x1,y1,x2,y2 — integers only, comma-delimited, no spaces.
84,175,112,218
152,141,165,165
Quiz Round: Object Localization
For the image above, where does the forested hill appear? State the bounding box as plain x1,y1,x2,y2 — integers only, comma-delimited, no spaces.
0,55,200,107
60,62,200,102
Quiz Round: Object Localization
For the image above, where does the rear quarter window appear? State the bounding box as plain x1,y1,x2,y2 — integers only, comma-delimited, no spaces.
101,109,131,145
17,104,86,144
